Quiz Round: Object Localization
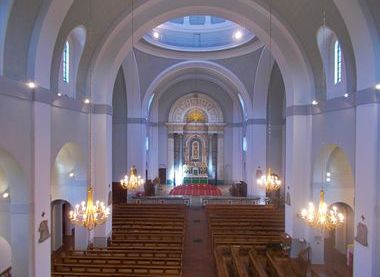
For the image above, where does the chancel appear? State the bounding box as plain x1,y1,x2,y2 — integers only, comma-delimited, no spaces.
0,1,379,277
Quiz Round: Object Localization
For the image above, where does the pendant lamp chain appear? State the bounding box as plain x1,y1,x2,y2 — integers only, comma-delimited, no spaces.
298,2,345,231
69,0,110,230
256,0,282,193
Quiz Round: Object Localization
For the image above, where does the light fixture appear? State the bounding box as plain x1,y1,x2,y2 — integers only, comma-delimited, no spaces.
343,93,349,98
299,6,345,232
257,168,282,192
326,172,331,183
153,31,160,39
69,186,110,230
57,93,62,97
2,192,9,199
375,83,380,90
312,100,318,106
69,0,110,231
256,0,282,193
299,189,344,231
69,172,75,178
27,82,36,89
120,165,144,191
233,30,243,40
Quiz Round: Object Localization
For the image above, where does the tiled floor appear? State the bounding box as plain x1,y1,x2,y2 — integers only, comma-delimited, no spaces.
182,207,217,277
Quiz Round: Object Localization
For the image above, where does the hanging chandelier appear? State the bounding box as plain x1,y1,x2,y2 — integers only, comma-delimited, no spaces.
299,189,344,231
69,186,110,230
68,0,110,231
120,165,144,191
256,0,282,193
257,168,282,192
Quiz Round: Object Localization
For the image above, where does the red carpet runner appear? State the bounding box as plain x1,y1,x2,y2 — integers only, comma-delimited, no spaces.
169,184,222,196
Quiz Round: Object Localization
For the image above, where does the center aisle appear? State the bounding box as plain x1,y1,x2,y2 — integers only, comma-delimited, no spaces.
182,207,217,277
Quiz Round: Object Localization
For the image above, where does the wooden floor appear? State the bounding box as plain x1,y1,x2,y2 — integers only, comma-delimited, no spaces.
312,238,353,277
182,207,217,277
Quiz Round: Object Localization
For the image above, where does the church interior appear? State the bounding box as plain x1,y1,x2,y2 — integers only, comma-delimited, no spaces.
0,0,379,276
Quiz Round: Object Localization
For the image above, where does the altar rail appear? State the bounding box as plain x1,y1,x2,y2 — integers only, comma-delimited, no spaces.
201,196,262,206
132,195,191,206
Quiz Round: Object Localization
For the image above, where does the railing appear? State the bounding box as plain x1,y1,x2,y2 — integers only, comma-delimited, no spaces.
201,196,261,206
0,267,11,277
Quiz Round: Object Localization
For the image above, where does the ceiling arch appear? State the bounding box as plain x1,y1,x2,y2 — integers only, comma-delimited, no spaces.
88,0,315,108
142,60,251,120
2,0,379,101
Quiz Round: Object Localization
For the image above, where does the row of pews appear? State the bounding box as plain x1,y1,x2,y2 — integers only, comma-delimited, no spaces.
52,204,186,277
207,204,310,277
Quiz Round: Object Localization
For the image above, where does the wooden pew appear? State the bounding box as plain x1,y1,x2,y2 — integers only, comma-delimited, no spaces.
52,204,186,277
248,249,269,277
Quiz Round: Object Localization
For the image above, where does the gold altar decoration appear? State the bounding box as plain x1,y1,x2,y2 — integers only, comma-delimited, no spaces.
186,109,207,123
299,189,344,231
69,186,110,230
120,165,144,191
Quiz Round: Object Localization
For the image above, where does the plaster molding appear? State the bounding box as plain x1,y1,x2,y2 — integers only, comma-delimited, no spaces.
168,93,224,123
0,77,112,115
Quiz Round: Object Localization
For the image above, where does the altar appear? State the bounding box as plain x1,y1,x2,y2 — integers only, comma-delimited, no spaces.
183,163,208,184
166,93,225,186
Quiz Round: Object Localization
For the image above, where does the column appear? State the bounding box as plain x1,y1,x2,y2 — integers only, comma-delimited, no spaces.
167,134,175,185
178,134,183,184
246,121,267,196
285,114,312,241
353,103,379,276
74,226,89,250
33,99,51,277
208,134,213,181
217,134,224,185
92,113,112,248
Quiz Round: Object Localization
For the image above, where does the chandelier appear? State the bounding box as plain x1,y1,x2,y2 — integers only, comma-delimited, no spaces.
299,189,344,231
256,0,282,193
257,168,282,192
69,186,110,230
68,0,110,231
120,165,144,191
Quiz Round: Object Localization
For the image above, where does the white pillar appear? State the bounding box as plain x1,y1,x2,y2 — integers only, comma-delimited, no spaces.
308,228,325,264
232,126,243,182
92,113,112,247
167,134,174,184
148,125,159,180
126,122,146,180
353,103,379,277
51,203,63,251
74,226,89,251
11,206,33,277
33,101,51,277
246,122,267,197
217,134,224,185
285,115,312,240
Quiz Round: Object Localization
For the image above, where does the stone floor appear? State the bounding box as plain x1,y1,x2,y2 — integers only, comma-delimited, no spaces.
182,207,217,277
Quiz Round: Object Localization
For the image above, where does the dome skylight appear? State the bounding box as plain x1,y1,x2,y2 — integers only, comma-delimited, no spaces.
143,15,255,52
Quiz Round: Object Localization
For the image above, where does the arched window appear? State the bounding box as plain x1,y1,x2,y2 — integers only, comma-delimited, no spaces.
317,27,347,99
334,40,342,84
58,26,86,98
62,41,70,83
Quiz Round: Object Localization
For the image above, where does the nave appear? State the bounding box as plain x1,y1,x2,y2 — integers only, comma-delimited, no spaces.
49,198,352,277
1,0,380,276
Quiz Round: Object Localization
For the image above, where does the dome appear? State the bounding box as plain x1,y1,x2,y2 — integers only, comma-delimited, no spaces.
143,15,255,52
